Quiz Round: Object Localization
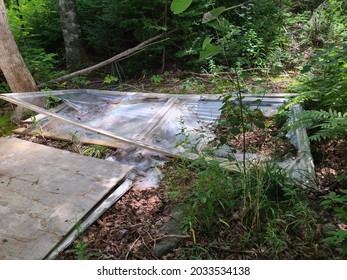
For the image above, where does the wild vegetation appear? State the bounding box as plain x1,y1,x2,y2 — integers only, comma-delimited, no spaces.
0,0,346,259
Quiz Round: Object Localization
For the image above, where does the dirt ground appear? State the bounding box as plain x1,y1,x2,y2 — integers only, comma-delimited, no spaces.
314,139,347,191
57,186,173,260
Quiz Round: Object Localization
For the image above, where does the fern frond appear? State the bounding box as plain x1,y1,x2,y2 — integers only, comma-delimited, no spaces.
287,45,347,113
285,91,317,109
301,109,347,141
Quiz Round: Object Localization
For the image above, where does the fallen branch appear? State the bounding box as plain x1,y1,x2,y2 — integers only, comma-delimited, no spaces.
144,234,191,247
38,32,174,89
115,83,152,93
184,68,269,78
196,243,256,255
125,235,141,260
141,237,159,260
184,71,234,78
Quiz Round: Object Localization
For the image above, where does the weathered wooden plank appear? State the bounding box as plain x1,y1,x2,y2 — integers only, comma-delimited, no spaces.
44,179,133,260
13,127,124,149
0,137,133,259
22,103,68,123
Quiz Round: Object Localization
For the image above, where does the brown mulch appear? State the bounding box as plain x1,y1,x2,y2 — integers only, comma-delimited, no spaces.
229,124,296,158
217,118,296,158
57,186,172,260
313,139,347,191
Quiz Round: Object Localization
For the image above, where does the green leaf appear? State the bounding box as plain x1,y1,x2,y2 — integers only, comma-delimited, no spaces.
343,243,347,255
219,137,227,146
171,0,193,14
202,37,213,49
219,120,230,126
301,65,312,74
320,200,332,206
253,120,265,129
199,45,221,60
324,236,340,245
202,7,225,23
230,127,241,135
199,37,221,60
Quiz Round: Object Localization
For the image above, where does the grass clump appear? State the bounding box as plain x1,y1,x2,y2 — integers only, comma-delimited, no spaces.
80,145,111,159
162,157,330,259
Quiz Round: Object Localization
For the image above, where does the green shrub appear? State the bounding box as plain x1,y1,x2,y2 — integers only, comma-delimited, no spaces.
321,190,347,256
6,1,63,83
7,0,62,52
21,47,64,83
287,44,347,141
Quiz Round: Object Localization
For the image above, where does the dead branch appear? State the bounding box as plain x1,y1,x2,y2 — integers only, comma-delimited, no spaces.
184,68,269,78
132,254,147,260
185,71,234,78
38,32,174,89
144,234,191,246
224,0,253,12
141,237,159,260
196,243,256,255
118,84,152,93
125,235,141,260
155,234,191,240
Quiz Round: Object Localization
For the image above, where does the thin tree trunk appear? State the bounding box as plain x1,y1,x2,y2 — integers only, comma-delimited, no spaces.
59,0,88,67
0,0,37,121
0,0,37,93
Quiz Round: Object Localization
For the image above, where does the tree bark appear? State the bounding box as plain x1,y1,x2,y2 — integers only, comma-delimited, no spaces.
0,0,37,93
59,0,88,67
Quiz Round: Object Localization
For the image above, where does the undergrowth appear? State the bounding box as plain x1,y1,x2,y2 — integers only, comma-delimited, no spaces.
285,43,347,257
287,44,347,141
162,157,333,259
321,190,347,257
80,145,111,159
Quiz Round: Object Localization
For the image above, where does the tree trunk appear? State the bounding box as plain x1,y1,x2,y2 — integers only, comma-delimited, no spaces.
59,0,88,67
0,0,37,93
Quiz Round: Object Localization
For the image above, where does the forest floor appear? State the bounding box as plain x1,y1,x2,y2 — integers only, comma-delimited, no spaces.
0,71,346,259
